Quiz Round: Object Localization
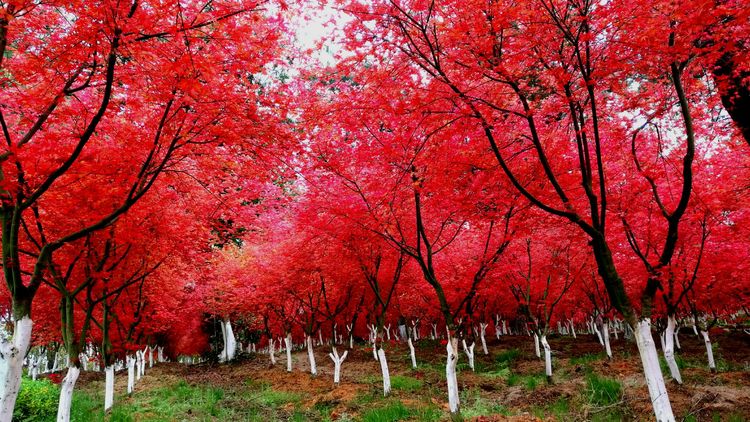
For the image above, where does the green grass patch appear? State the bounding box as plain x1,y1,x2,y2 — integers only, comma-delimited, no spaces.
569,352,605,366
390,375,423,392
460,389,509,418
586,374,622,406
361,401,411,422
494,349,520,366
249,385,301,407
482,366,511,379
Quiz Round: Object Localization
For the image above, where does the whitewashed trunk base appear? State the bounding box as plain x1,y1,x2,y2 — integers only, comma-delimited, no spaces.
104,366,114,412
0,316,33,422
377,348,391,396
56,366,80,422
663,316,682,384
634,320,675,422
407,338,417,369
446,338,460,415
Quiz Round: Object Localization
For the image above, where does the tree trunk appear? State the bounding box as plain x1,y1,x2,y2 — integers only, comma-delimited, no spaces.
663,316,682,384
55,366,80,422
462,339,475,371
328,347,348,384
634,320,675,422
0,316,33,422
700,330,715,372
603,322,613,360
127,355,136,395
479,323,488,355
407,338,417,369
219,319,237,363
533,333,541,358
541,335,552,384
446,337,460,415
104,366,114,412
377,347,391,396
306,336,317,376
268,339,276,366
285,333,293,372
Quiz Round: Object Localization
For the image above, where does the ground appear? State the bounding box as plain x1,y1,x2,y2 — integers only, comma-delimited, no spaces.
68,331,750,421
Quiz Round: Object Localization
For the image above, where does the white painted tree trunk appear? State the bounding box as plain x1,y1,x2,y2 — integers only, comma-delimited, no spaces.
157,347,164,363
431,324,437,340
369,326,378,361
104,366,114,412
673,326,680,350
692,320,699,336
634,319,675,422
377,347,391,396
569,319,577,339
148,346,153,368
446,338,460,414
407,338,417,368
593,320,604,345
328,347,348,384
413,323,419,341
136,351,143,381
700,330,715,371
495,316,502,339
541,335,552,383
55,366,80,422
462,339,475,371
479,323,488,355
502,320,507,335
285,334,293,372
306,336,317,376
52,352,60,372
663,316,682,384
318,330,323,346
219,319,237,363
127,356,135,395
613,321,619,339
533,333,541,358
0,316,33,422
603,322,613,360
268,339,276,365
384,324,391,341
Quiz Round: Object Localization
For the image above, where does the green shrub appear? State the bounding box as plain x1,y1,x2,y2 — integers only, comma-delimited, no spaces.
586,374,622,406
14,377,59,422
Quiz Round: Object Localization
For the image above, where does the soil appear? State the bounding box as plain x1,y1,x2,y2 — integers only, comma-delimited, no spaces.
74,331,750,421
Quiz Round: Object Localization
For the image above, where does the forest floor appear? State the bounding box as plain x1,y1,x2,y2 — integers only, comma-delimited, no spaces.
70,332,750,421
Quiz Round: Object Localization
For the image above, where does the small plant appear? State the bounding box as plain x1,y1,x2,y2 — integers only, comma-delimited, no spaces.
14,377,59,422
586,374,622,406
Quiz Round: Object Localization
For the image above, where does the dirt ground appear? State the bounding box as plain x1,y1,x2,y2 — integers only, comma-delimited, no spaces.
76,330,750,421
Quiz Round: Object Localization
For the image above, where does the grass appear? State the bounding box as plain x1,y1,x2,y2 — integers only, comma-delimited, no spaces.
361,401,411,422
460,389,509,418
494,348,520,366
46,335,749,421
389,375,423,392
569,352,605,366
586,373,622,407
